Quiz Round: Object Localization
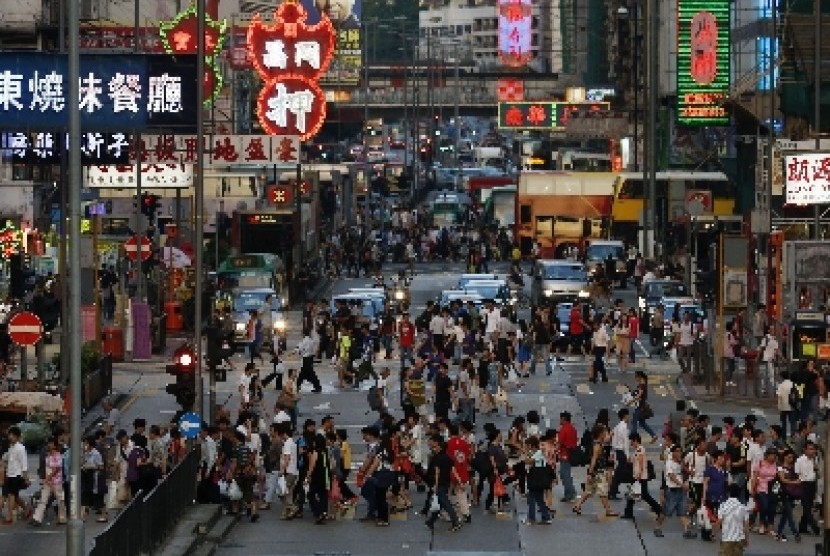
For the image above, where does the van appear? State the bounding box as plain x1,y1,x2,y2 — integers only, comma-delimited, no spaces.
584,240,628,287
530,260,590,305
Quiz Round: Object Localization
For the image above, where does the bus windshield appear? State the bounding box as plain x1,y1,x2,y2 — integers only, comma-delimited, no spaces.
585,244,625,262
233,291,280,313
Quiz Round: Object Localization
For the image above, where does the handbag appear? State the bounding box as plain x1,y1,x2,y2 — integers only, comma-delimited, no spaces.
328,479,342,501
495,387,508,404
493,475,507,497
106,480,120,509
526,465,552,491
640,402,654,420
276,475,287,497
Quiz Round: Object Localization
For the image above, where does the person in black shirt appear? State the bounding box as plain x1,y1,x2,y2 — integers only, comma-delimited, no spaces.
433,363,455,420
425,434,461,531
724,432,748,503
791,361,820,424
529,315,550,376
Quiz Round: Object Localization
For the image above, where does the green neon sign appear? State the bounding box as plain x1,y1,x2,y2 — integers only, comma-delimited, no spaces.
676,0,730,126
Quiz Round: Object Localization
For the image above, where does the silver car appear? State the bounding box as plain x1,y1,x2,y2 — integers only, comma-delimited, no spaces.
531,260,590,305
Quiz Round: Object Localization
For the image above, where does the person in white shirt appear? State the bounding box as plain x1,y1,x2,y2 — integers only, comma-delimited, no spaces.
590,320,610,383
608,408,631,499
238,363,254,405
664,445,697,538
429,311,446,351
716,484,749,553
745,429,766,473
795,442,820,535
277,424,300,520
674,313,696,375
296,330,322,392
3,426,28,523
683,439,709,519
757,328,779,395
776,370,797,438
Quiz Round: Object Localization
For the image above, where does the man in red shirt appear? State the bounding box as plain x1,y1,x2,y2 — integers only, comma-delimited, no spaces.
398,312,415,371
568,303,585,356
446,422,472,523
558,411,578,502
627,308,639,363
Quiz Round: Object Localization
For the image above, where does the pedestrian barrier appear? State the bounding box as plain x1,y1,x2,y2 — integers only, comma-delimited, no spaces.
89,448,198,556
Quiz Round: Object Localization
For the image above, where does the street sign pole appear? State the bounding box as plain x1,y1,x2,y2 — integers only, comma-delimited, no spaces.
67,0,84,551
194,0,206,420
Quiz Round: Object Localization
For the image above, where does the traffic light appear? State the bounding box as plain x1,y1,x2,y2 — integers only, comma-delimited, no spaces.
141,194,161,224
165,343,197,409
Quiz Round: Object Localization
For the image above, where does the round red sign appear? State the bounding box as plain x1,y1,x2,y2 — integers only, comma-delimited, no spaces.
8,311,43,346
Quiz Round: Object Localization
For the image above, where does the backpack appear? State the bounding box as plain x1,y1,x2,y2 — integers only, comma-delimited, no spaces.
788,383,804,409
471,442,494,477
367,384,383,412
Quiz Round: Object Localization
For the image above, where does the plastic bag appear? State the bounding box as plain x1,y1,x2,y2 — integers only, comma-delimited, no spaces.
228,479,243,501
628,481,642,499
218,479,229,497
106,480,120,510
276,475,287,497
429,493,441,513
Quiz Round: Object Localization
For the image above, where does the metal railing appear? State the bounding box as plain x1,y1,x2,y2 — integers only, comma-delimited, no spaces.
89,448,199,556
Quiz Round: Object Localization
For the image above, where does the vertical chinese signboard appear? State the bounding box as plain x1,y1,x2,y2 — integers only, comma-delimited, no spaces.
676,0,731,126
247,0,336,140
498,0,533,67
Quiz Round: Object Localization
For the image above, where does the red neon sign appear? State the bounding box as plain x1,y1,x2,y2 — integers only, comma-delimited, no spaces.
247,0,335,141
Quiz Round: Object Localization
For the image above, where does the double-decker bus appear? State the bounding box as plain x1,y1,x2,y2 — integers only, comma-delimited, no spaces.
611,171,735,244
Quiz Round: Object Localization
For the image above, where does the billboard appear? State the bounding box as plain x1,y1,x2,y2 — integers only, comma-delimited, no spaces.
676,0,731,126
498,0,533,68
785,153,830,205
0,53,198,131
498,101,610,130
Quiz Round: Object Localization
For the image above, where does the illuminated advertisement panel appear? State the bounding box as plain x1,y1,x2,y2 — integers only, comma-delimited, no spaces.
785,153,830,205
498,0,533,68
498,101,609,130
676,0,730,126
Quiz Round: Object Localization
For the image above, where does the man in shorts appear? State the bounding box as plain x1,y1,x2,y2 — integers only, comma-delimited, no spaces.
665,444,697,538
3,426,28,523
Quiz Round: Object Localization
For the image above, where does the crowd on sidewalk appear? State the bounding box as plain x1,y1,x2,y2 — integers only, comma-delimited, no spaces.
0,397,190,527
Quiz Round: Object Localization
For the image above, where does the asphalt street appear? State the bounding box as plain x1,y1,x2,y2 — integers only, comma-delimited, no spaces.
2,259,814,555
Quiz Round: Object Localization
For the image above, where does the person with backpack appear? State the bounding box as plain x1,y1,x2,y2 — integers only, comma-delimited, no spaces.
776,370,798,439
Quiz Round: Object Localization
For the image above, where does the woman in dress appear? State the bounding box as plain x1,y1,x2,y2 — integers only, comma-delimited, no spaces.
614,314,631,374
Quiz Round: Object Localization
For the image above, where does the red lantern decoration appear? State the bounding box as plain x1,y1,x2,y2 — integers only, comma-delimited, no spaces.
247,0,335,141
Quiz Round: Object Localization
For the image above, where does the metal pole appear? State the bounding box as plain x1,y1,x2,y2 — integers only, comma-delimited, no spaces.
195,0,206,418
67,0,84,549
644,0,657,259
454,55,460,171
363,21,370,229
814,0,822,240
632,0,639,172
134,0,144,302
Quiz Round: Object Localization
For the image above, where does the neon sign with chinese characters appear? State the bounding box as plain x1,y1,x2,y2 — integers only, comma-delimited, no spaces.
158,2,227,106
498,0,533,68
0,53,197,130
497,101,609,130
247,0,335,141
676,0,730,126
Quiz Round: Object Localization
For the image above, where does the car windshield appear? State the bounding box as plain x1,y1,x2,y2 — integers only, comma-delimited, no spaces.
464,283,502,299
646,282,688,299
664,304,704,322
586,244,625,261
542,264,586,281
234,292,279,313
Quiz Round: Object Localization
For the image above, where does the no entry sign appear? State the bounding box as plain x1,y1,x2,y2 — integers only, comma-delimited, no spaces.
125,235,152,261
8,311,43,346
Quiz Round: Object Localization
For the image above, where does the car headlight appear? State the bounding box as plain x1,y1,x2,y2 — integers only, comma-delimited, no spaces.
578,290,590,298
394,290,405,300
235,322,245,331
638,298,646,309
274,319,286,331
543,289,553,297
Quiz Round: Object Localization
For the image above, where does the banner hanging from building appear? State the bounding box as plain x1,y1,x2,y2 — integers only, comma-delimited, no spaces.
498,0,533,68
676,0,731,126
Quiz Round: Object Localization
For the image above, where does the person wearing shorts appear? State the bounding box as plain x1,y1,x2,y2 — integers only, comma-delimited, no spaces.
665,444,696,538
